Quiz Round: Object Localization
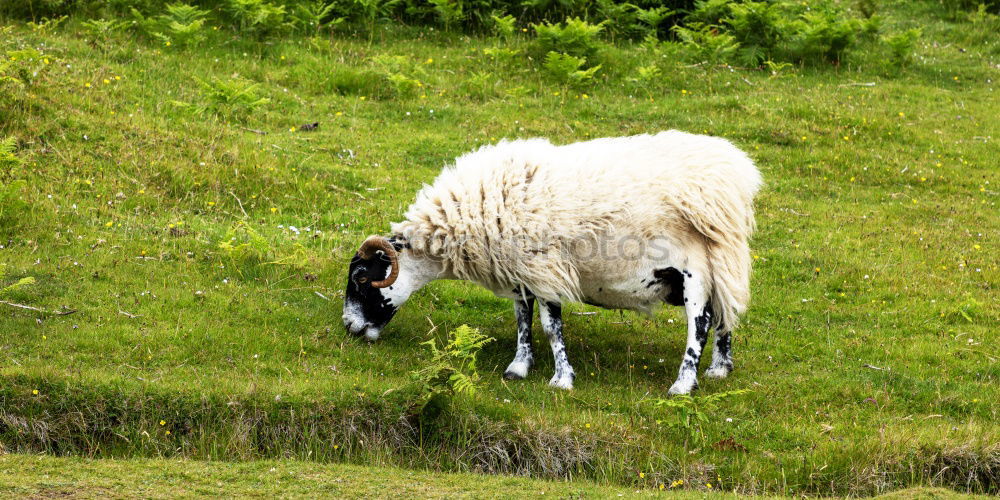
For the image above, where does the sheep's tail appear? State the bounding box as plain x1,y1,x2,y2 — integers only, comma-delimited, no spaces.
668,160,762,332
704,236,752,332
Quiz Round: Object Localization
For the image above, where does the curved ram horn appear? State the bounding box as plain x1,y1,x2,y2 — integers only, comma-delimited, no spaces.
357,236,399,288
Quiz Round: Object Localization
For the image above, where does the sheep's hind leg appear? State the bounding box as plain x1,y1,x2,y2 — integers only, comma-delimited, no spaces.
540,301,575,390
503,295,535,380
705,325,733,379
669,271,712,395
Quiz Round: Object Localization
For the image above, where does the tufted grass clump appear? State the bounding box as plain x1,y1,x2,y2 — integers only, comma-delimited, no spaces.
0,264,36,298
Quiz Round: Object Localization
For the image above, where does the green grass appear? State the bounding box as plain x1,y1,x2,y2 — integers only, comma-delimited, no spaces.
0,455,985,499
1,1,998,496
0,454,679,498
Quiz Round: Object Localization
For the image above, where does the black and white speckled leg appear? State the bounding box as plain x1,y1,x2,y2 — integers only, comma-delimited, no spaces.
669,271,712,395
705,325,734,379
503,295,535,380
540,301,574,390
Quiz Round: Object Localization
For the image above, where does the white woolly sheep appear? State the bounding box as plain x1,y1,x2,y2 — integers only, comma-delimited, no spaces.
343,130,763,394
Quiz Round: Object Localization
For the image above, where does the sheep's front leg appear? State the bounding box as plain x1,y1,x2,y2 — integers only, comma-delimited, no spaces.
669,273,712,395
503,295,535,380
540,301,575,390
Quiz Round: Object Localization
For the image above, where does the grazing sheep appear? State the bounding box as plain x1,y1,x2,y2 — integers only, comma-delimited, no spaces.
343,131,763,395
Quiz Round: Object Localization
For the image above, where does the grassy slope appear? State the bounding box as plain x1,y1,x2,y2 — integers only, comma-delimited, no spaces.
1,2,998,496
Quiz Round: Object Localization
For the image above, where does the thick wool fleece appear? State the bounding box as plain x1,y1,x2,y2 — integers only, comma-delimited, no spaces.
391,131,763,332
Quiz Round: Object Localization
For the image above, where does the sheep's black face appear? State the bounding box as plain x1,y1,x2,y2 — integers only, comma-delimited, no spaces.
343,252,398,341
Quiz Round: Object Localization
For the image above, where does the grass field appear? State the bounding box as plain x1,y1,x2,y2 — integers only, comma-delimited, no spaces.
0,455,983,499
1,0,998,496
0,454,665,498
